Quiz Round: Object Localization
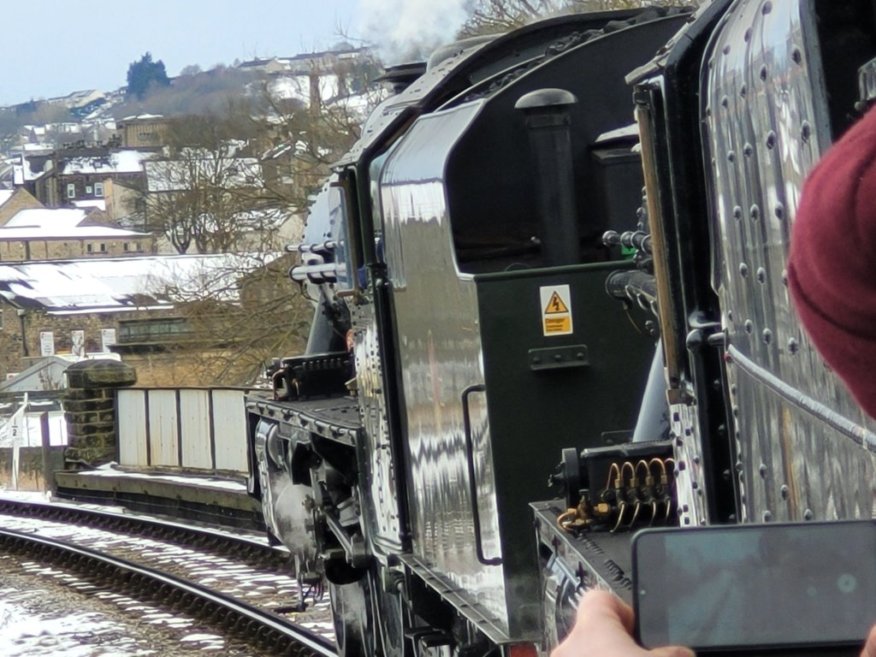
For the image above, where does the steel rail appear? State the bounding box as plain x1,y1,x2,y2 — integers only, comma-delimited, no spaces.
0,527,336,657
0,497,288,564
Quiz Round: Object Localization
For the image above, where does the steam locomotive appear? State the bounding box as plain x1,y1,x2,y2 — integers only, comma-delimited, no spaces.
245,1,876,655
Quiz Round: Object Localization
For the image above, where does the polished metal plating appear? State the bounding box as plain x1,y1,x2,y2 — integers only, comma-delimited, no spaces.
703,0,876,522
379,101,508,632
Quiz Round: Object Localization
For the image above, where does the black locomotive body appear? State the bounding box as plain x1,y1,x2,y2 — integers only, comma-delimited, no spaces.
245,2,876,655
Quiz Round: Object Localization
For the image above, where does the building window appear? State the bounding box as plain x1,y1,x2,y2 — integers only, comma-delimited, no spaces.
85,185,93,194
99,243,106,253
86,244,93,253
94,182,104,197
66,183,76,199
123,242,129,252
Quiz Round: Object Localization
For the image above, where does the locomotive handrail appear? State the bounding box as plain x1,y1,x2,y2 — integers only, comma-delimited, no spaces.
461,383,503,566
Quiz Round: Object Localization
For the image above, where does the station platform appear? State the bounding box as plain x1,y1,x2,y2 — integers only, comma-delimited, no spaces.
53,464,264,532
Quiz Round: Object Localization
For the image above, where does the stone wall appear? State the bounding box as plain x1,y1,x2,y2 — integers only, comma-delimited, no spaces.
63,359,137,467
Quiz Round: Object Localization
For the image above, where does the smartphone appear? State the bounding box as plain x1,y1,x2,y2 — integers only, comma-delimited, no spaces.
632,521,876,653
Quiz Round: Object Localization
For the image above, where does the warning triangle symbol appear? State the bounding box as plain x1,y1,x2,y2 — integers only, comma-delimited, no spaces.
545,292,569,314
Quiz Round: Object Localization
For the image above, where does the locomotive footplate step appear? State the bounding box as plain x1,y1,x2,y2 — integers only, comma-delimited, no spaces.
532,500,635,604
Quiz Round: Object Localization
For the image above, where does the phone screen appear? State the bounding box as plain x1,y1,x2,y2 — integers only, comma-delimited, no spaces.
633,521,876,651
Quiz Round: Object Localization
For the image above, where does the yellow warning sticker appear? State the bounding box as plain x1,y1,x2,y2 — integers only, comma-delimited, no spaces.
545,292,569,314
540,285,573,336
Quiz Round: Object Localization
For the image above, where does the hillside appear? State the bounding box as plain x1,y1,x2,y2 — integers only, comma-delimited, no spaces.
0,48,382,157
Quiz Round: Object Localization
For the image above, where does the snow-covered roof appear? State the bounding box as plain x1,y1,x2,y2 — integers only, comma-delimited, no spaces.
145,156,262,193
0,190,13,207
6,208,86,228
0,208,146,240
0,253,279,315
72,199,107,211
60,149,153,175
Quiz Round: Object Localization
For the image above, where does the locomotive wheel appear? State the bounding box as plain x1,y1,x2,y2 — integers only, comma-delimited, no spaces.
330,576,376,657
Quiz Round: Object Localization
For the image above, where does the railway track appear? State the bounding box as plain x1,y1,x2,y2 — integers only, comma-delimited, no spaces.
0,498,336,656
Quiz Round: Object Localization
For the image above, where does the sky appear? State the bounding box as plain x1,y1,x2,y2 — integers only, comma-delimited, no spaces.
0,0,364,106
0,0,478,108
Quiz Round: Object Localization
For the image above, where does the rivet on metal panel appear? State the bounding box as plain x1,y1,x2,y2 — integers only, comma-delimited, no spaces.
788,338,799,355
803,509,814,520
739,263,749,278
722,44,731,55
763,510,772,521
728,150,736,163
780,484,789,500
792,48,803,65
743,143,753,157
733,206,743,221
760,65,768,81
801,122,812,142
762,329,772,345
727,310,734,322
762,1,773,15
708,57,715,70
756,267,766,284
781,269,788,286
758,463,767,477
744,320,753,334
721,95,730,108
691,480,698,489
735,461,744,473
774,202,784,220
693,455,701,465
744,28,752,42
750,205,760,221
705,105,712,117
730,384,737,396
766,131,777,149
732,406,740,418
740,84,747,98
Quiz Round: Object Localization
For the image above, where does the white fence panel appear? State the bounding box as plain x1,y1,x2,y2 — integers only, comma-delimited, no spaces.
179,390,212,470
116,387,249,475
211,389,247,472
147,390,179,468
118,390,148,467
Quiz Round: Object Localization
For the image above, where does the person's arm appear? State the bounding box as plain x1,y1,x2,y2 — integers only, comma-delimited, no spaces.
551,590,693,657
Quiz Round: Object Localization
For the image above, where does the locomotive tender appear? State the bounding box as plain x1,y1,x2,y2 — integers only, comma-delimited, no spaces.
246,1,876,655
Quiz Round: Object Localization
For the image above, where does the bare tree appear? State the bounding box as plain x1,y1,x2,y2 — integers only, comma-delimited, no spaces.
142,109,289,254
149,253,312,385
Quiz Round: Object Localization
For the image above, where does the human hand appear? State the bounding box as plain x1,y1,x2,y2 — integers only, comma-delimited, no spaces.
551,590,694,657
862,625,876,657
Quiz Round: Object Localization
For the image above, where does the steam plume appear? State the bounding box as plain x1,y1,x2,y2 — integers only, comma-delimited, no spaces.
359,0,475,64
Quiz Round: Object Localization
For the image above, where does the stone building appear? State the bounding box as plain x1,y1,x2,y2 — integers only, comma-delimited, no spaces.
0,253,291,386
15,146,157,209
0,207,153,261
